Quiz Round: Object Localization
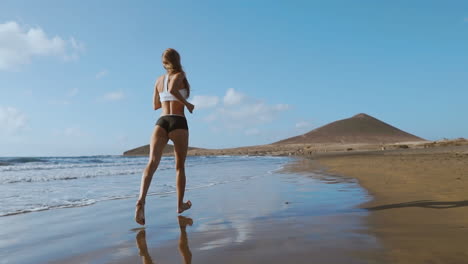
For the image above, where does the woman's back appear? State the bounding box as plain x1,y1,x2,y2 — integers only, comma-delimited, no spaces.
156,73,189,116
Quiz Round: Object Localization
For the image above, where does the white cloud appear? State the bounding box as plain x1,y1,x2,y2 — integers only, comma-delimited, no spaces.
223,88,244,106
215,102,289,124
53,126,87,137
274,104,289,111
116,134,128,144
23,89,33,96
48,88,78,105
68,88,79,97
0,21,84,70
63,37,85,62
103,90,125,101
191,95,219,109
70,37,85,52
49,99,70,105
96,69,109,79
245,128,260,136
205,88,290,131
203,112,218,122
295,121,311,129
0,106,27,134
64,127,85,137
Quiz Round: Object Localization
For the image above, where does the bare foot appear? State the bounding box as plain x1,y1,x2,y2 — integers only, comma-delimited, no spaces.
178,200,192,214
135,200,145,225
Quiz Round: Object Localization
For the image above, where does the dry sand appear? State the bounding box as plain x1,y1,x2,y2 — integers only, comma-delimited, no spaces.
314,145,468,264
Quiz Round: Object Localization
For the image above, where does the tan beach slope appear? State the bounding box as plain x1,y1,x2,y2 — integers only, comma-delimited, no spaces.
315,143,468,264
275,113,424,144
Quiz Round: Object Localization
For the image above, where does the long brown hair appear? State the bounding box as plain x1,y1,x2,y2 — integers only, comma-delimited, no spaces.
162,48,190,98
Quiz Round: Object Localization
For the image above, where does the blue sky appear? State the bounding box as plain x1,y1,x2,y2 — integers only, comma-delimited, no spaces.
1,0,467,156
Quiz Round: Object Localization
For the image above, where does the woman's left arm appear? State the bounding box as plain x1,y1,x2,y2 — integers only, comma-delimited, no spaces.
168,73,194,113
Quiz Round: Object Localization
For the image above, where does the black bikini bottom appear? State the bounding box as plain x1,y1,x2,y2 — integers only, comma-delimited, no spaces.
156,115,188,133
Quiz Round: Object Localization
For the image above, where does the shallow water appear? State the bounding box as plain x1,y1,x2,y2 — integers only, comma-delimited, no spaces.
0,155,284,216
0,156,383,264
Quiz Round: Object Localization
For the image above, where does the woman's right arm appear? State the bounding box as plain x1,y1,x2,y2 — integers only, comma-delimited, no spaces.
153,77,162,110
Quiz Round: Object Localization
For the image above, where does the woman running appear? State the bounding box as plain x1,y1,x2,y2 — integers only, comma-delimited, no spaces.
135,48,195,225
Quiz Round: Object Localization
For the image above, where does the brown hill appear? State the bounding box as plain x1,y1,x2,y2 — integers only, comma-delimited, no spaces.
274,113,425,144
123,144,202,156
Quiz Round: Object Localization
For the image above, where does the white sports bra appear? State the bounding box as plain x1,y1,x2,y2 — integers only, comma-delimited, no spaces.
159,74,188,102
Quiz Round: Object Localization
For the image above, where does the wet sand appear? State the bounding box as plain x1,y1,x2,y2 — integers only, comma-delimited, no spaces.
314,145,468,264
0,158,385,264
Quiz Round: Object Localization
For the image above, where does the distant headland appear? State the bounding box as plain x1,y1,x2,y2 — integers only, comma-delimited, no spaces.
123,113,466,157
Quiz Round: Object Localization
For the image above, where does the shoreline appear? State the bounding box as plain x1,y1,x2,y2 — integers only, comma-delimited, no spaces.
123,138,467,158
1,156,385,264
312,145,468,263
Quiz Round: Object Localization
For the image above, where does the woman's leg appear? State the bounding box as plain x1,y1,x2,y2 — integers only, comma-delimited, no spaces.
135,125,169,225
169,129,191,213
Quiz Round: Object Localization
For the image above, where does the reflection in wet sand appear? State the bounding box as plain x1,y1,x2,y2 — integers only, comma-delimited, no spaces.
135,216,193,264
135,229,155,264
178,216,193,264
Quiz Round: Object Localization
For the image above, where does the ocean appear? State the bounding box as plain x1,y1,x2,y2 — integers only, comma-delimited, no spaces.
0,155,288,217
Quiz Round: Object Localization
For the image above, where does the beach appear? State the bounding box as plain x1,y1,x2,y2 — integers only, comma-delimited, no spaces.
2,144,468,263
314,145,468,264
0,155,384,264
